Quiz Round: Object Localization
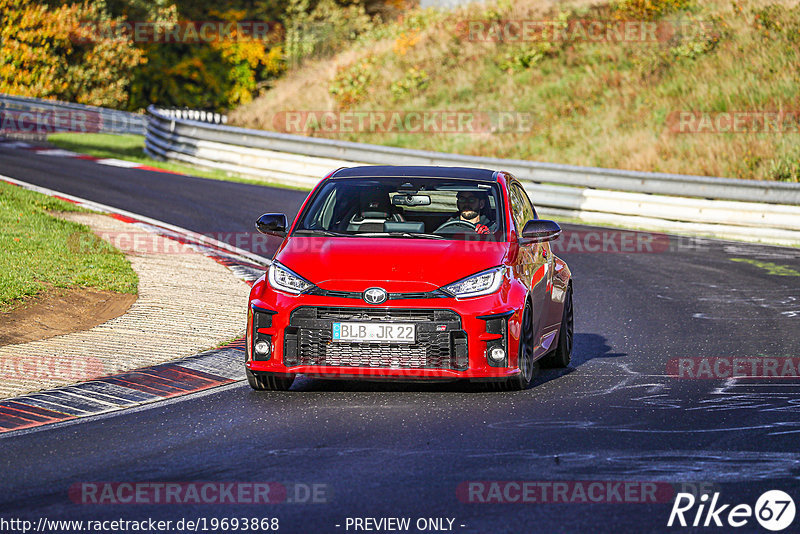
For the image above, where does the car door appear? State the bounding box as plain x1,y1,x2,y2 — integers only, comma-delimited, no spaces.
509,180,553,357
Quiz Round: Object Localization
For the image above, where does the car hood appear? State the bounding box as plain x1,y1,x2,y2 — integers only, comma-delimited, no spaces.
275,237,509,293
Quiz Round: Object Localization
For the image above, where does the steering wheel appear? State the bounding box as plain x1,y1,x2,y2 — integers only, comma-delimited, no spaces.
434,219,477,234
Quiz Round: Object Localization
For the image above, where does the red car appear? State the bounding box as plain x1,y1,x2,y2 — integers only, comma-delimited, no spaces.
246,166,573,391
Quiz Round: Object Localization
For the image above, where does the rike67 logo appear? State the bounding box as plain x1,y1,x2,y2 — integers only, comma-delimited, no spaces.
668,490,796,531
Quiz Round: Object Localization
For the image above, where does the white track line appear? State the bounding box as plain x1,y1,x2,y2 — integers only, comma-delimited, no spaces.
94,158,143,168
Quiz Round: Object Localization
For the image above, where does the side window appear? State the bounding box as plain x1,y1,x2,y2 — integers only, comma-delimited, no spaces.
508,185,526,234
512,183,535,230
309,188,336,229
515,183,537,221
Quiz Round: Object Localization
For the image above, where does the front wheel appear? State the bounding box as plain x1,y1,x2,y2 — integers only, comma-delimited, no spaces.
541,283,573,368
246,368,295,391
505,301,537,391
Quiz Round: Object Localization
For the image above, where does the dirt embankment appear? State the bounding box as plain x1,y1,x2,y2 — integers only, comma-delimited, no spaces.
0,287,136,346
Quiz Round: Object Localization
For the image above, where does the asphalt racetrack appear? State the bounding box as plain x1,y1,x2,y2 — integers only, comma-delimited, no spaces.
1,144,799,533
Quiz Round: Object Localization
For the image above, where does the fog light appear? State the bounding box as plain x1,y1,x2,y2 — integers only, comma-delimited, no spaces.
254,340,271,356
489,347,505,362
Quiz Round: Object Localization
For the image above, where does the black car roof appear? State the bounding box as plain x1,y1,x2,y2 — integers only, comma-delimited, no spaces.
329,166,500,181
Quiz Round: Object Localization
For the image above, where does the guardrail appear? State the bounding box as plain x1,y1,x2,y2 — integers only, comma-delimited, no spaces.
154,108,227,125
145,105,800,245
0,93,146,135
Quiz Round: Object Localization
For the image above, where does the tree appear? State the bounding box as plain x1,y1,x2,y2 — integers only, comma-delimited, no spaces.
0,0,145,108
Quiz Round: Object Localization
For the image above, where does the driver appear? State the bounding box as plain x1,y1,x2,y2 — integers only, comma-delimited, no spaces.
441,190,494,234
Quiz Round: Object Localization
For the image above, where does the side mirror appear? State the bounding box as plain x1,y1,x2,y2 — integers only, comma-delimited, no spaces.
255,213,288,237
521,219,561,243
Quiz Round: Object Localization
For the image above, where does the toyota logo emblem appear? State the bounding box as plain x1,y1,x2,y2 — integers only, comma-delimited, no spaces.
363,287,388,305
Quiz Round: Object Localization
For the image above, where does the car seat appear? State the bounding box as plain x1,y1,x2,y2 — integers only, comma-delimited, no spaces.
346,193,405,232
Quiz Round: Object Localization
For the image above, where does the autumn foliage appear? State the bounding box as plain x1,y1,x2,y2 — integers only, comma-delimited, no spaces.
0,0,145,108
1,0,392,112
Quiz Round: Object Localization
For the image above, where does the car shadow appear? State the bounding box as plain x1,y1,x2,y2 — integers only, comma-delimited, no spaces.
529,332,627,388
287,332,625,393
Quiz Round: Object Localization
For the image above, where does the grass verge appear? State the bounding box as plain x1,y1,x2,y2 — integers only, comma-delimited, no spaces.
0,181,138,312
230,0,800,182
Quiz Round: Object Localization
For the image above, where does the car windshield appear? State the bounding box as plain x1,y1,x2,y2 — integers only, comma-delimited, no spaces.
293,177,506,241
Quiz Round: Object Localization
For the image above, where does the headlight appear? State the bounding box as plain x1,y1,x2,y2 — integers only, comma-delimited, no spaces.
442,267,504,299
268,262,313,294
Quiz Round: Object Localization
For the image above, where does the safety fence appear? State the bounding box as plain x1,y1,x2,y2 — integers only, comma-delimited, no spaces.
0,93,146,135
145,106,800,245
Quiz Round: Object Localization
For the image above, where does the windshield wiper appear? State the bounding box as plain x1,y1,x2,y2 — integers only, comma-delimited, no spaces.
293,229,349,237
357,232,444,240
401,232,444,240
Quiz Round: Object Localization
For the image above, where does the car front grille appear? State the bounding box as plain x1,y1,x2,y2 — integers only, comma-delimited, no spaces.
284,307,467,370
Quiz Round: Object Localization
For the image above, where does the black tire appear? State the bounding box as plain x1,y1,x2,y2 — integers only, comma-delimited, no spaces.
541,283,573,368
246,368,295,391
505,301,537,391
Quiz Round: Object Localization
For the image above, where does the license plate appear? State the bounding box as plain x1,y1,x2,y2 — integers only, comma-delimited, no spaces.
332,322,416,343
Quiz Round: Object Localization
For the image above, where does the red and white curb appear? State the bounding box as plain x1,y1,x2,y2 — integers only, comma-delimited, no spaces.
1,139,177,173
1,173,271,270
0,175,273,435
0,341,247,433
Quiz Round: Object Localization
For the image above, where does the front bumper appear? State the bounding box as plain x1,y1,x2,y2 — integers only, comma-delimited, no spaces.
245,277,526,380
